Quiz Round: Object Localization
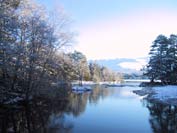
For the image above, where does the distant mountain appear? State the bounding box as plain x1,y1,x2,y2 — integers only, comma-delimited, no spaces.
89,57,148,74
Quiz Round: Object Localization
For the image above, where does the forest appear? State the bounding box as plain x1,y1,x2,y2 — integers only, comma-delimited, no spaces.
1,1,177,133
0,0,121,104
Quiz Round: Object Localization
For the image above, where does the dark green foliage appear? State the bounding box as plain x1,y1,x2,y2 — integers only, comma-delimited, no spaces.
144,34,177,84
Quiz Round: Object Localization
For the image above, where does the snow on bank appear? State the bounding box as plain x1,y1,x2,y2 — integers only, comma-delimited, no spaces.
152,86,177,102
134,85,177,105
72,85,92,91
72,81,96,85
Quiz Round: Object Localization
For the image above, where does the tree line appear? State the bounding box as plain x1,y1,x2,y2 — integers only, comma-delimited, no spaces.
0,0,76,102
144,34,177,84
0,0,121,103
68,51,122,85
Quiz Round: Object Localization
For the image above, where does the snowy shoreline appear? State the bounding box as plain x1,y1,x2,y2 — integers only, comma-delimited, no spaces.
133,85,177,106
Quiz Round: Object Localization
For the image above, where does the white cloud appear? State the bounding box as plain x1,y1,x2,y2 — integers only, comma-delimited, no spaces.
75,9,177,60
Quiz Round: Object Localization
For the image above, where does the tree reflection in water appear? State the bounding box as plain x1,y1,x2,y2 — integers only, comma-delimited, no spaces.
3,85,176,133
0,85,113,133
0,97,72,133
144,100,177,133
89,85,114,104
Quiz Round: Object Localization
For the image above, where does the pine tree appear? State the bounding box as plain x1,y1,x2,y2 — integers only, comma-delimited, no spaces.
167,34,177,83
144,34,177,84
145,35,168,82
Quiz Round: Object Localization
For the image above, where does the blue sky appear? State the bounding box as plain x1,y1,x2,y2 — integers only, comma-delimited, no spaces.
37,0,177,69
38,0,177,25
54,0,138,25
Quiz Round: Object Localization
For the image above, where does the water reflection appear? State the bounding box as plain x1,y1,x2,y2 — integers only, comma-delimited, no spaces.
144,100,177,133
89,85,114,104
0,98,71,133
0,85,112,133
1,84,177,133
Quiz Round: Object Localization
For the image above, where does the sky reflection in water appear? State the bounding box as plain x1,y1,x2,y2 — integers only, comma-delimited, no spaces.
0,83,177,133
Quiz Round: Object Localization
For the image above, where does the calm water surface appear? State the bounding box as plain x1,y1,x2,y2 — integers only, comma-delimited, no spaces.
1,82,177,133
60,83,152,133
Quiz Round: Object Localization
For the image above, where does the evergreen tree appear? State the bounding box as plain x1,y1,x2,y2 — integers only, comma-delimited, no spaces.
144,34,177,84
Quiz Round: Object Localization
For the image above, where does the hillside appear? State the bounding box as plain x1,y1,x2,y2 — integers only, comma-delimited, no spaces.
89,57,148,74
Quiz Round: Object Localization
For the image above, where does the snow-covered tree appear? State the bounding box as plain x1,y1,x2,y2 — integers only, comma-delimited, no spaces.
144,34,177,84
0,0,74,102
68,51,90,85
89,62,122,82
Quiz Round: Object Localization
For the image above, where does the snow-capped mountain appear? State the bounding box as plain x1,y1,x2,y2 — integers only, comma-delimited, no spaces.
89,57,148,74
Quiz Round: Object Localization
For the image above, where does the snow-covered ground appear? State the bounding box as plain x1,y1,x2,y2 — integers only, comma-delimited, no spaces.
72,85,92,91
134,85,177,105
151,86,177,104
72,81,96,85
